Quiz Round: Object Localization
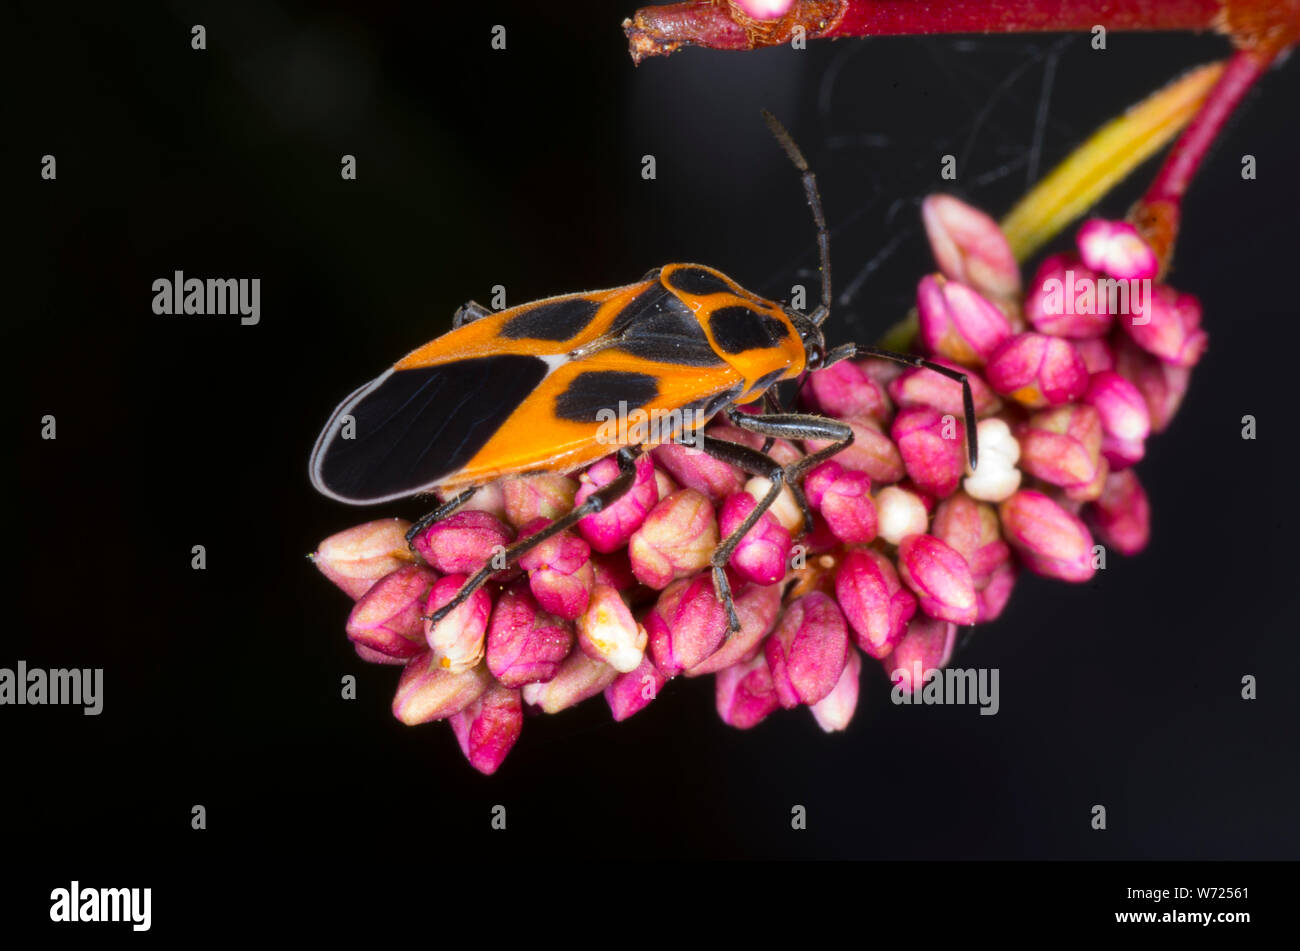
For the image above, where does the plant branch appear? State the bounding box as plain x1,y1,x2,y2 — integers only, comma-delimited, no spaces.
624,0,1232,63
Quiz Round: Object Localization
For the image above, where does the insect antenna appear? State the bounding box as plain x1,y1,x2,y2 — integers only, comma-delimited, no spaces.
762,109,831,326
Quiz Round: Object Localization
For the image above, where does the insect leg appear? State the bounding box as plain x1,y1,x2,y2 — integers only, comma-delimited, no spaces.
405,487,479,548
830,345,979,469
697,435,791,636
755,391,784,454
425,448,641,625
452,300,493,329
725,408,856,532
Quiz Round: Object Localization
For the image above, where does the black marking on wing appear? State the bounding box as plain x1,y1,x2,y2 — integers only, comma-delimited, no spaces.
665,266,735,297
709,305,791,354
500,297,602,342
554,371,659,423
316,354,548,500
608,283,725,367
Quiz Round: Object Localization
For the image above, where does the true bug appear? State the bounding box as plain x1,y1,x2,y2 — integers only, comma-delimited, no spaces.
310,112,978,634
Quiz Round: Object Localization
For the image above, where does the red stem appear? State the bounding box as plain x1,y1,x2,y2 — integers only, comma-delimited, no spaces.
830,0,1222,36
624,0,1233,62
1145,50,1268,205
1131,46,1276,270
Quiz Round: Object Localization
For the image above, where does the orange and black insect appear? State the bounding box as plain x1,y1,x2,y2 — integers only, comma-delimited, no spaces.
310,112,978,633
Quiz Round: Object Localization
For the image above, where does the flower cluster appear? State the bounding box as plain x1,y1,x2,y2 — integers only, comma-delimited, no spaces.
311,195,1199,774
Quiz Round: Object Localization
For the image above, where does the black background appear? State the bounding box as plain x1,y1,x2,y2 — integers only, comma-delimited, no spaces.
5,0,1298,906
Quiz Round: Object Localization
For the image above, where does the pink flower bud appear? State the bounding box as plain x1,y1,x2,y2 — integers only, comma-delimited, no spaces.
764,592,850,708
810,648,861,732
1024,253,1114,338
1120,284,1206,368
651,443,745,504
1017,403,1103,489
355,643,407,665
887,614,957,694
1076,218,1158,280
604,655,668,722
312,519,414,599
576,584,647,672
526,559,594,620
801,460,842,510
628,489,719,589
502,474,579,528
646,574,729,677
1073,336,1115,373
743,475,803,535
391,654,492,725
806,415,905,485
485,582,574,688
515,520,589,575
897,533,977,625
1064,456,1109,503
834,548,918,658
921,194,1021,301
718,492,792,585
1084,370,1151,447
931,492,1010,584
891,405,966,499
888,358,1002,418
998,490,1097,582
715,653,780,729
345,564,438,661
515,518,594,620
424,574,492,673
653,466,679,500
685,581,783,676
1101,433,1144,470
575,454,658,553
874,484,929,545
986,333,1088,408
448,683,523,776
442,481,506,521
1114,336,1191,433
916,273,1013,366
803,359,890,420
414,510,513,576
801,463,875,544
1086,468,1151,556
520,651,618,714
976,562,1017,622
